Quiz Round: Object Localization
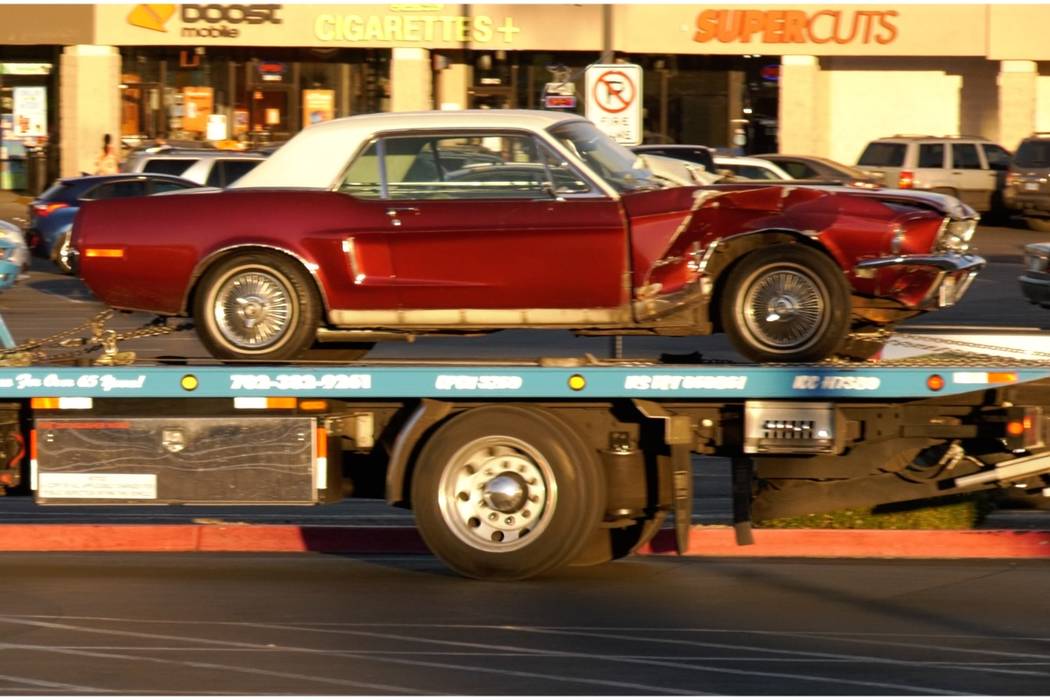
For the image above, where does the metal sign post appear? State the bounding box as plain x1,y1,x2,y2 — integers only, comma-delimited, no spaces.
585,63,643,146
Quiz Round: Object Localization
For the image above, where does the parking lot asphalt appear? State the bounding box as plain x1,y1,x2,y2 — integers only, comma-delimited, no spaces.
0,189,1048,559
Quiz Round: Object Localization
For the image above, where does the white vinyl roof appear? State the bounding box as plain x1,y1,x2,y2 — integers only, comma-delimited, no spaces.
231,110,587,190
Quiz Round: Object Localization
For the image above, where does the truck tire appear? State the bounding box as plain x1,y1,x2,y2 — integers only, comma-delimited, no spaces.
194,252,320,362
720,244,851,363
411,406,606,580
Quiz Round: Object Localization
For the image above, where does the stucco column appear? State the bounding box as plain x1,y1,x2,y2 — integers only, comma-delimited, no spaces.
998,60,1036,152
435,58,471,111
390,47,434,112
778,55,821,155
60,45,121,178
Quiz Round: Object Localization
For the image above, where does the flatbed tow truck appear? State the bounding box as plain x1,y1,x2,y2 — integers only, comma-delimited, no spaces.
0,308,1048,579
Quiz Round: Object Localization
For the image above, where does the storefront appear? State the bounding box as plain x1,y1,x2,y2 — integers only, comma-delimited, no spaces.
9,4,1050,185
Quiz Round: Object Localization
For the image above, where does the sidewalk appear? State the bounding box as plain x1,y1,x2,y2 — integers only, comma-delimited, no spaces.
0,190,31,224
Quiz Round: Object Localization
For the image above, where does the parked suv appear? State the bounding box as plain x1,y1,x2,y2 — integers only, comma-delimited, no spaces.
122,147,267,188
856,135,1011,213
1004,133,1050,231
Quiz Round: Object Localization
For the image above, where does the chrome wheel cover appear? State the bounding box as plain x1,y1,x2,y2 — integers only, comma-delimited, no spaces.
437,436,556,553
738,262,828,352
211,268,294,351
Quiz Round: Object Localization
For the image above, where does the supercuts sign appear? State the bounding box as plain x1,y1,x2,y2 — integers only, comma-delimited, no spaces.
694,8,898,45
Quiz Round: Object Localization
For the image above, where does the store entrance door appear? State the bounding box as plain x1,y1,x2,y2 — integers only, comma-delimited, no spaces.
249,86,293,145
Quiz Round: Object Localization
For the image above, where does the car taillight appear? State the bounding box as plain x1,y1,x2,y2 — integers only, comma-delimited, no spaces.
32,203,68,217
897,171,914,189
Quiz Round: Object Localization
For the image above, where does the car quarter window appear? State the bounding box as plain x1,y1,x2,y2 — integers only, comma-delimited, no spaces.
338,132,591,200
951,143,982,169
149,179,195,194
917,144,944,168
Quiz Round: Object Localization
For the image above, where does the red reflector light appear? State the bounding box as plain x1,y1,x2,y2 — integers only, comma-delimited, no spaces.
898,170,914,189
32,203,68,217
84,248,124,259
927,374,945,391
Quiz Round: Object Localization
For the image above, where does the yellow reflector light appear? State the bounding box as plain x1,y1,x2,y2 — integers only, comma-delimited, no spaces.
83,248,125,258
988,372,1019,384
568,374,586,391
30,397,92,410
299,400,328,411
181,375,198,391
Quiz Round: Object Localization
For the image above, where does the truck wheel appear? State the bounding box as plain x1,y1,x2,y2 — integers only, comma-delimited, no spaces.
720,244,851,363
194,252,320,361
411,406,606,580
52,232,72,275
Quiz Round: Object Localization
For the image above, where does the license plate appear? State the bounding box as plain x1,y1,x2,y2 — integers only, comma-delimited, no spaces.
1025,182,1040,191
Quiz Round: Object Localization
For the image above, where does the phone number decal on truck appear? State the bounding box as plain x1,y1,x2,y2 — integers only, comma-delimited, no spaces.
229,374,373,391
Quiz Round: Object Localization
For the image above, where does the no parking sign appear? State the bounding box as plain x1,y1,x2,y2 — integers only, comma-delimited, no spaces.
585,64,643,146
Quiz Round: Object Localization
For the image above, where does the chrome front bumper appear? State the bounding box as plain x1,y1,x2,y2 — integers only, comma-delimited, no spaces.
854,253,985,308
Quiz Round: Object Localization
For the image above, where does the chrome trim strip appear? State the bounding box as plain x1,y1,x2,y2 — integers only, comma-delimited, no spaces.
854,253,986,273
329,306,632,327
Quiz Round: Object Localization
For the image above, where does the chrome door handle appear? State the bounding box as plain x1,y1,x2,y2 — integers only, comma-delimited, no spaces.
386,206,420,216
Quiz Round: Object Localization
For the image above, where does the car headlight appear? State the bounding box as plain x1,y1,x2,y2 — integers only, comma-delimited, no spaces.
936,217,978,253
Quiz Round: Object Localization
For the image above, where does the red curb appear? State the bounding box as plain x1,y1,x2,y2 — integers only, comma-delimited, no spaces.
643,527,1050,558
0,524,1047,558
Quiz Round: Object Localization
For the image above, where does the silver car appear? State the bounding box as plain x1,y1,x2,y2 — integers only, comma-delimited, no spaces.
857,135,1011,213
122,147,267,188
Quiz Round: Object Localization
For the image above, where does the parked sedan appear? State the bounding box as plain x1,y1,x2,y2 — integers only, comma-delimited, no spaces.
26,173,199,273
751,154,881,188
73,110,984,364
714,156,793,181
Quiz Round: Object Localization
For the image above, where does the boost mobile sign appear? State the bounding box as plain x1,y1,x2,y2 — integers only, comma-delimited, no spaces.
585,63,643,146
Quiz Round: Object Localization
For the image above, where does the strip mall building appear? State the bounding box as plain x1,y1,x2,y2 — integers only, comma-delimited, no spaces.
2,3,1050,184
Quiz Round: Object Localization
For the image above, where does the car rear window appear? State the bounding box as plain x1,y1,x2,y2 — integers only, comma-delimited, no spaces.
1014,139,1050,168
37,181,80,203
858,143,906,167
141,158,196,176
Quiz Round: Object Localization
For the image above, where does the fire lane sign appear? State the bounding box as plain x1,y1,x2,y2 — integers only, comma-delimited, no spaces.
585,63,643,146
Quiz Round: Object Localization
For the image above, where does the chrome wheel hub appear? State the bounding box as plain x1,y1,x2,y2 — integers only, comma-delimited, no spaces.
438,437,555,552
213,270,292,350
742,265,826,350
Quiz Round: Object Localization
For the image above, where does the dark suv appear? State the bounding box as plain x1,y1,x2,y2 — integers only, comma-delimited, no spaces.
1005,133,1050,231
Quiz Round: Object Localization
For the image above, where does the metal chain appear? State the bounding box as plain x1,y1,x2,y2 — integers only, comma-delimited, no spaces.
0,311,191,366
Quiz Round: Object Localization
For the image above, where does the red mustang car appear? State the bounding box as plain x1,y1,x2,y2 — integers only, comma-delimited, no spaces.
72,110,984,363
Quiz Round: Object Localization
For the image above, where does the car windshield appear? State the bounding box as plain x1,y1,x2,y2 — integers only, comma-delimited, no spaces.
548,121,662,193
1014,139,1050,168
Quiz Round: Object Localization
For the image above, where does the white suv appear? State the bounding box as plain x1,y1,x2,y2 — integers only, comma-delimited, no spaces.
857,135,1011,213
122,148,267,188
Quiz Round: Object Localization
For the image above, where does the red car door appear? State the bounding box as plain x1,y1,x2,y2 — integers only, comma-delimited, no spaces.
346,132,630,321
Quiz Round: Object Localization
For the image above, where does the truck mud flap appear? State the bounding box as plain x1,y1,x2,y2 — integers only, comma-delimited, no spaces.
32,416,326,505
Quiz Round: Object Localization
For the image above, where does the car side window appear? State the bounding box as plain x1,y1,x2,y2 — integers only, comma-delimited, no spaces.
83,181,148,199
952,143,982,169
779,161,818,178
339,132,591,200
917,144,944,169
207,160,261,188
141,158,196,176
982,144,1011,171
150,179,195,194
